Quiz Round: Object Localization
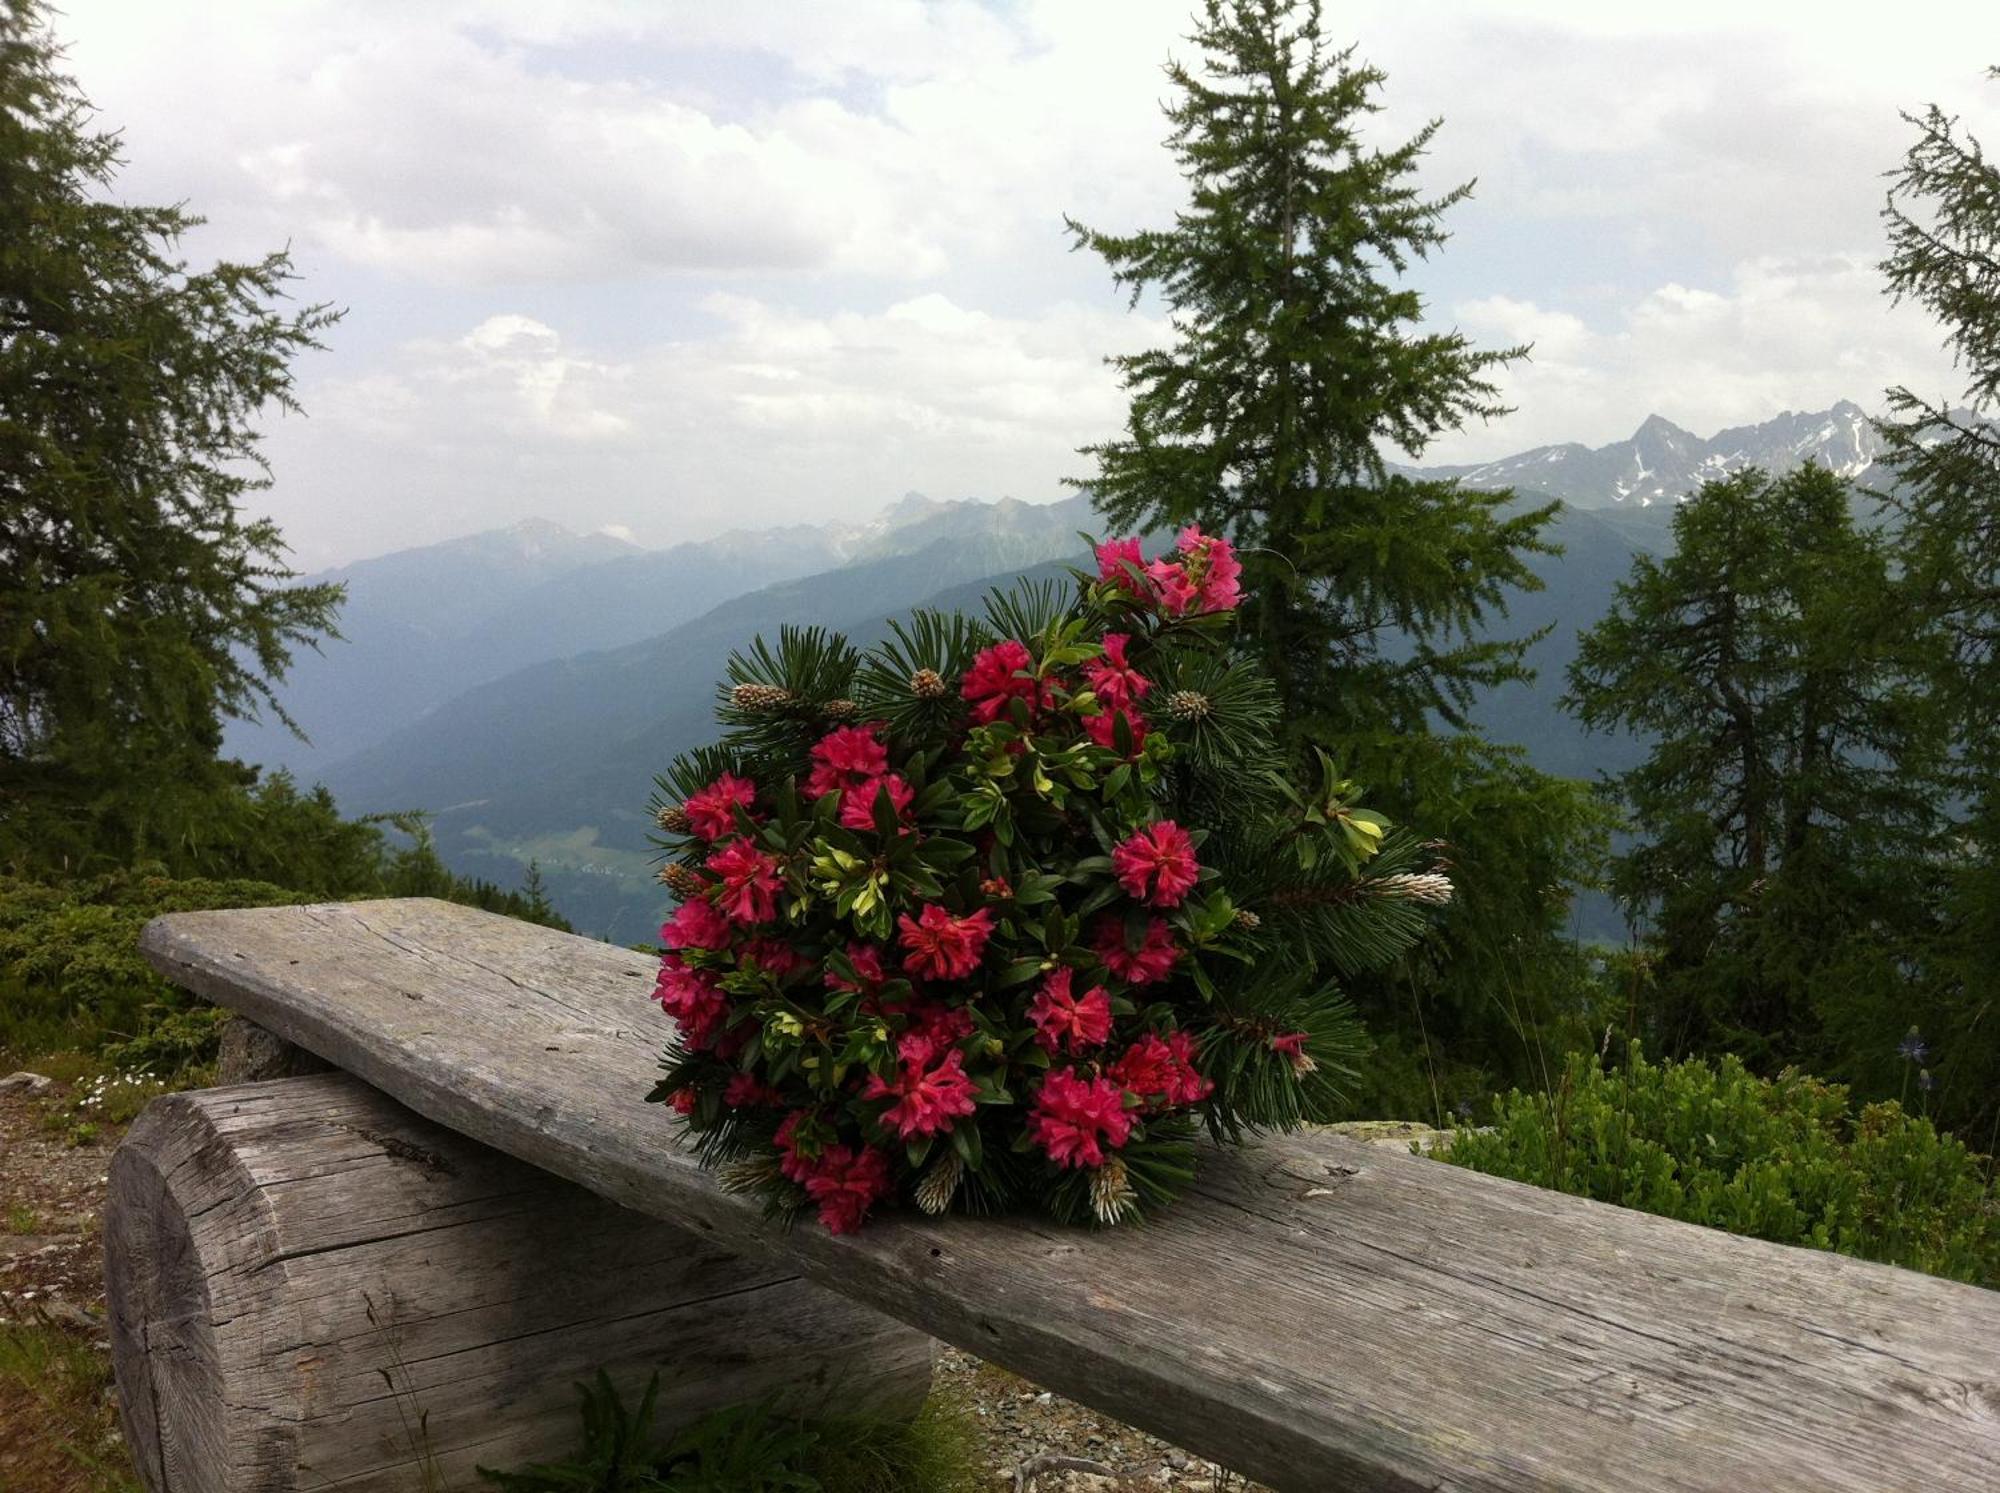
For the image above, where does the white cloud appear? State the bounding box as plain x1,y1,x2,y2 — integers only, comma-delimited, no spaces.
46,0,1999,565
264,295,1164,565
1433,255,1957,460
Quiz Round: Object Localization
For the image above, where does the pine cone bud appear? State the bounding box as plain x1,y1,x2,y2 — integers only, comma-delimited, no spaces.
1167,689,1212,722
822,698,859,720
655,804,693,834
915,1150,964,1217
730,682,795,713
1089,1156,1138,1225
658,862,707,899
909,668,947,700
1368,872,1454,906
1233,908,1262,931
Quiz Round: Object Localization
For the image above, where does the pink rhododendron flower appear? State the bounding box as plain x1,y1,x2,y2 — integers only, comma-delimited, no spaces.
723,1072,785,1109
1145,556,1201,616
683,772,759,841
961,639,1046,725
803,1144,894,1233
653,956,729,1048
741,938,805,978
1083,633,1151,709
896,1002,976,1067
863,1048,979,1139
897,904,995,981
660,896,732,952
1111,1031,1213,1107
804,723,890,799
837,772,915,832
1082,703,1148,757
668,1086,698,1116
1027,1068,1134,1169
1093,915,1179,985
1112,820,1201,908
1177,525,1241,613
706,836,784,925
1027,968,1113,1053
774,1108,814,1183
1095,536,1146,592
826,942,888,993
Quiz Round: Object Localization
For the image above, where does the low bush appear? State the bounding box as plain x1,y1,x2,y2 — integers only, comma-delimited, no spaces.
1443,1043,2000,1287
480,1372,978,1493
0,873,313,1071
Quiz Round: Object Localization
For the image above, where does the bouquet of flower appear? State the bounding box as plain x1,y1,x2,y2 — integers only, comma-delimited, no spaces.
646,529,1449,1232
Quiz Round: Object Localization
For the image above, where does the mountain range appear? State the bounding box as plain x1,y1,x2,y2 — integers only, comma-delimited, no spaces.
239,400,1890,941
1400,399,1887,509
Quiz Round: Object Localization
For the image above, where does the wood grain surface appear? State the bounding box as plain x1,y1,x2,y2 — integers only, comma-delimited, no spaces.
138,898,2000,1493
104,1071,933,1493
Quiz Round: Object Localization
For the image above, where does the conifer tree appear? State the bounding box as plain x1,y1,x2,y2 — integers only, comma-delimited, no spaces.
0,0,341,874
1566,466,1951,1083
1068,0,1603,1103
1876,66,2000,1137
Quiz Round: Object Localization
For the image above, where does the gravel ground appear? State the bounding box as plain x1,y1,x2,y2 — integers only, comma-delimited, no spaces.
3,1082,1444,1490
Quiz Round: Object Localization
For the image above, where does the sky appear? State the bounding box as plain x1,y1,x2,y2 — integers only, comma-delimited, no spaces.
53,0,1998,568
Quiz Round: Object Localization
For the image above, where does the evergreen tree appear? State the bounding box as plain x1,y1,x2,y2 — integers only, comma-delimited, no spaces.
1566,466,1950,1083
0,0,341,874
1068,0,1604,1106
1877,66,2000,1139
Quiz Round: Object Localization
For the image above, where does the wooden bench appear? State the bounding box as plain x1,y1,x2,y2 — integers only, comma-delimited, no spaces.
118,898,2000,1493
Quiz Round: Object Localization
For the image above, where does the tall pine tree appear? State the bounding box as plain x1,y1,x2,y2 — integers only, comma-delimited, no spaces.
1877,66,2000,1139
1068,0,1604,1109
1566,466,1952,1091
0,0,341,874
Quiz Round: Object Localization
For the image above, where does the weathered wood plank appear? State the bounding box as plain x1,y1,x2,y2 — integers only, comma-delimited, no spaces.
104,1071,933,1493
140,898,2000,1493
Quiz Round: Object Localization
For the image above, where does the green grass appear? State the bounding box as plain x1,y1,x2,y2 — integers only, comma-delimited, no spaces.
0,1319,141,1493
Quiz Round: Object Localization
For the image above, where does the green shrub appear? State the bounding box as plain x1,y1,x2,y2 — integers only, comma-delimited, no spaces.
0,872,313,1069
1443,1044,2000,1287
480,1373,978,1493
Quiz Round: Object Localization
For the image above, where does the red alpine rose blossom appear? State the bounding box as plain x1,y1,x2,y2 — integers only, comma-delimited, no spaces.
1112,820,1201,907
1082,702,1148,757
895,1002,976,1066
1145,556,1201,617
706,836,784,925
897,903,995,981
961,639,1046,724
723,1072,785,1108
741,938,805,978
825,941,888,993
1111,1031,1214,1107
653,957,729,1048
804,723,891,799
1095,536,1146,592
661,896,732,952
863,1048,979,1139
1092,915,1179,985
668,1086,698,1116
1082,632,1150,709
1027,967,1113,1053
774,1108,814,1183
837,772,915,832
1178,525,1242,613
683,772,759,841
1026,1068,1134,1169
803,1143,894,1234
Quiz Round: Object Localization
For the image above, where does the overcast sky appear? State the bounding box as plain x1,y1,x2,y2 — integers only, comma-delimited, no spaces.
56,0,1997,567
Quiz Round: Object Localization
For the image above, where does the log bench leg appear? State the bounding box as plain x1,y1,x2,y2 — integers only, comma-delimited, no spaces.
104,1072,935,1493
